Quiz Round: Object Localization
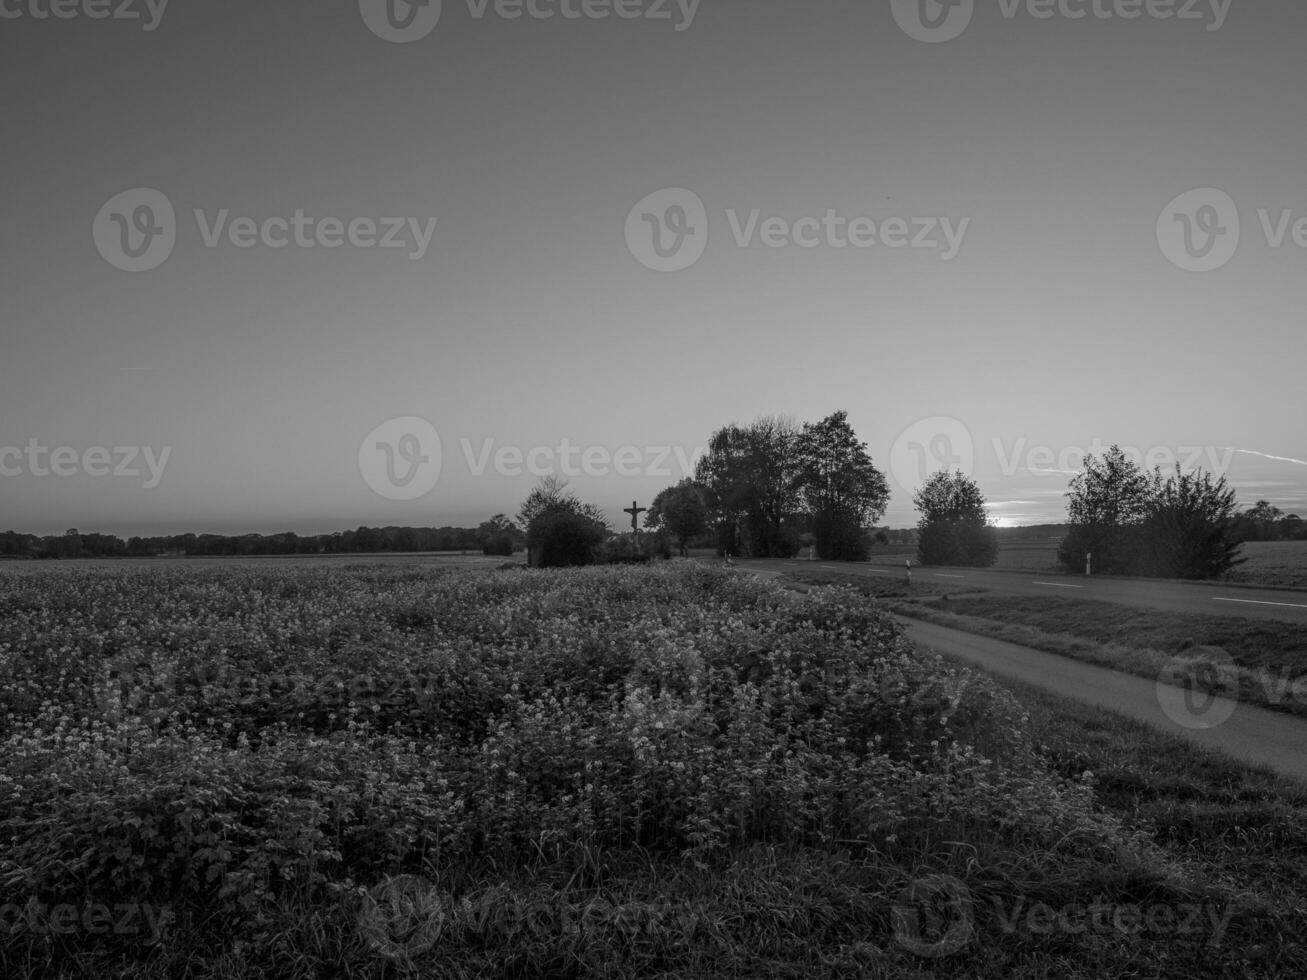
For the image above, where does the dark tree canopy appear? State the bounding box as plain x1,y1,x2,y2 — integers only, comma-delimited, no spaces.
912,470,997,567
1057,446,1244,579
646,479,710,557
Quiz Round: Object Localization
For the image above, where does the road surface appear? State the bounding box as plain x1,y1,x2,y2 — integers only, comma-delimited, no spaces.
899,617,1307,784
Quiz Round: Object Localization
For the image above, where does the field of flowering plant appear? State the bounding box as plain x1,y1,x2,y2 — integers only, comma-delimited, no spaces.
0,562,1218,977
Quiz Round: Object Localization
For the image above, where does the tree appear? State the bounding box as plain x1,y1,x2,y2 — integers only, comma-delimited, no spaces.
517,476,609,567
646,479,709,557
1234,500,1286,542
1057,446,1150,575
516,475,608,531
1058,447,1246,579
528,510,606,568
478,514,520,556
695,417,803,557
794,411,890,561
912,470,997,567
1136,467,1244,579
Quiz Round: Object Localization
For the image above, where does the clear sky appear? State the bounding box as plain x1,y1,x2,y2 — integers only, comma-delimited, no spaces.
2,0,1304,536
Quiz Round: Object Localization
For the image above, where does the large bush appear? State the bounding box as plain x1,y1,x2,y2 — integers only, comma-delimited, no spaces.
527,510,606,567
1058,448,1243,578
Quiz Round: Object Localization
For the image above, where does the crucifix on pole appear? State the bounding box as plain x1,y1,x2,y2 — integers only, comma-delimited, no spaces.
623,500,647,544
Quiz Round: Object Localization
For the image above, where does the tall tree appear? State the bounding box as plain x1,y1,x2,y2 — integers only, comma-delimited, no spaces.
912,470,997,567
695,416,803,557
794,411,890,560
516,476,609,567
515,475,608,533
646,479,710,557
1057,446,1150,575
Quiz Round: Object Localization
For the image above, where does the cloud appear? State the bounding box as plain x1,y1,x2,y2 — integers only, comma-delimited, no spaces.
1230,448,1307,467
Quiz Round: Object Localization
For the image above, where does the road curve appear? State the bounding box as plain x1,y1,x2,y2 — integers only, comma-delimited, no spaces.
899,617,1307,785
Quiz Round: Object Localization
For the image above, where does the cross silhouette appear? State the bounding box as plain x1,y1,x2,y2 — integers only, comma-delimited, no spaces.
623,500,647,534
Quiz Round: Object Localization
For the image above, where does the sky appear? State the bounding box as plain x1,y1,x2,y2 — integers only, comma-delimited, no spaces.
2,0,1305,536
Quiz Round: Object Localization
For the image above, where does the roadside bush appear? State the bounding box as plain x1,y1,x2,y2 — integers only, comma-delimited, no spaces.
812,511,869,561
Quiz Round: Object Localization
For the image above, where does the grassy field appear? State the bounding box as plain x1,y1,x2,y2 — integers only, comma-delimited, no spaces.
2,562,1300,977
1226,541,1307,589
864,538,1307,587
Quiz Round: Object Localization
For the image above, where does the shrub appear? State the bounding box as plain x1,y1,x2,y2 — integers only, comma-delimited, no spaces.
594,533,652,565
527,510,606,568
811,512,869,561
481,534,515,557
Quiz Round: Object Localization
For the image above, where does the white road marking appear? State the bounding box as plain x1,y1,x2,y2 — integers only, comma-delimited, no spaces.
1033,582,1084,589
934,573,965,579
1213,597,1307,610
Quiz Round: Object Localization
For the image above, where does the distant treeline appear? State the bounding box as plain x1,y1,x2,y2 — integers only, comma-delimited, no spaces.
1231,503,1307,542
0,526,497,560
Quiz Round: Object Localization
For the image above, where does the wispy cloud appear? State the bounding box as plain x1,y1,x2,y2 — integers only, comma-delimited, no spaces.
1229,448,1307,467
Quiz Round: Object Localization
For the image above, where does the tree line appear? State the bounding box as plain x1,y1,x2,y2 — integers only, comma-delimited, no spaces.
0,525,512,560
631,411,996,566
5,419,1297,580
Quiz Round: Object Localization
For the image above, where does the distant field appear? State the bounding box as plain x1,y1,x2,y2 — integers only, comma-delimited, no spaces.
873,538,1307,587
1226,541,1307,590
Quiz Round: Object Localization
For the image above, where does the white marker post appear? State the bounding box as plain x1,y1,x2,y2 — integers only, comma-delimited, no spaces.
1085,552,1092,577
906,558,912,586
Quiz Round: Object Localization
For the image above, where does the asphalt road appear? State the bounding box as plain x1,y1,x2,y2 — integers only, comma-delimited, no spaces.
899,617,1307,785
737,557,1307,625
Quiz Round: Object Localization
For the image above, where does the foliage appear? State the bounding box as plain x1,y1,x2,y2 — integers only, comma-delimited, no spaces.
517,477,609,567
481,534,515,557
794,411,889,561
516,475,609,535
593,533,652,565
695,416,803,558
0,563,1170,976
695,412,888,560
1057,446,1149,574
527,510,605,568
913,470,998,567
1232,500,1307,542
1136,467,1244,579
1057,447,1243,578
645,480,709,557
